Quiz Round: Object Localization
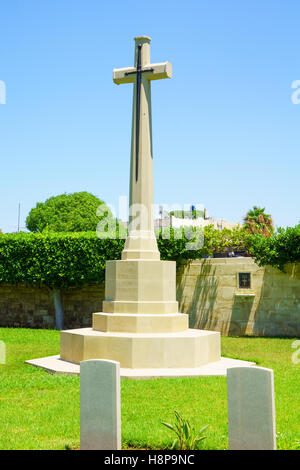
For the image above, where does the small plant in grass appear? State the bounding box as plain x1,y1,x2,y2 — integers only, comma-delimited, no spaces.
277,433,300,450
162,411,208,450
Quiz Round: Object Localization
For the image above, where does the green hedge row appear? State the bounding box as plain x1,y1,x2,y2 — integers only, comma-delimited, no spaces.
249,224,300,271
0,225,298,288
0,232,123,288
0,227,249,288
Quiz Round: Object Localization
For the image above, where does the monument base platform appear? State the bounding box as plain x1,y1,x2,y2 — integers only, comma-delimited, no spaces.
60,327,221,369
25,355,256,379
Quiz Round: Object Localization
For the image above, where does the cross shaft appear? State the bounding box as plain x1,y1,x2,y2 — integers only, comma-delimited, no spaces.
125,44,154,181
113,36,172,261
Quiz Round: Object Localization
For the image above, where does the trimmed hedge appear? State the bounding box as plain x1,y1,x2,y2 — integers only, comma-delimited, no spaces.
249,224,300,271
0,225,298,289
0,227,250,288
0,232,123,288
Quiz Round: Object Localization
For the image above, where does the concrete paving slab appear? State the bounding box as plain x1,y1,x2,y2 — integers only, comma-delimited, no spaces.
25,355,256,379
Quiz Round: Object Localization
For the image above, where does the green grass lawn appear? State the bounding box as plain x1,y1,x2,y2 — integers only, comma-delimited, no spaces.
0,328,299,450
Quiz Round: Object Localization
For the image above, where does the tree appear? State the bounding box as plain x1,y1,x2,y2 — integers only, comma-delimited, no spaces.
25,192,127,328
244,206,274,237
249,223,300,271
26,192,114,233
169,209,204,219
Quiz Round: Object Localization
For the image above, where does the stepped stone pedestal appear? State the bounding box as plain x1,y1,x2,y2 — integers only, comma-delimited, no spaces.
60,259,221,369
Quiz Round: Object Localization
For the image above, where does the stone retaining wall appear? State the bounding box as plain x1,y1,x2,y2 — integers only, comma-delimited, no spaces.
0,258,299,336
0,284,104,329
177,258,300,337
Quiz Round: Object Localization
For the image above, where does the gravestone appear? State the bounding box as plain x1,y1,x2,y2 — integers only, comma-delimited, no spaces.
227,366,276,450
80,359,121,450
0,340,5,364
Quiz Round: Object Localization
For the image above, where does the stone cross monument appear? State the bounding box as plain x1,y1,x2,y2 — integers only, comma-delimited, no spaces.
113,36,171,261
60,36,221,373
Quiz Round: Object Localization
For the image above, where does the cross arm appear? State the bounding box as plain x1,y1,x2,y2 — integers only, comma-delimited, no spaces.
113,67,136,85
145,62,172,81
113,61,172,85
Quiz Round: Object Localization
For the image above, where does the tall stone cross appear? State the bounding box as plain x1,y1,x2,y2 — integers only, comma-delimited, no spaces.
113,36,172,260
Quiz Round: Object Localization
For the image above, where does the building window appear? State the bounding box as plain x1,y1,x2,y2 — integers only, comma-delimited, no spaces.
238,272,251,289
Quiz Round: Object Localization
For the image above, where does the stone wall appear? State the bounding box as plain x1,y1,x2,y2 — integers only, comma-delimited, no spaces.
0,258,299,336
176,258,300,337
0,283,105,329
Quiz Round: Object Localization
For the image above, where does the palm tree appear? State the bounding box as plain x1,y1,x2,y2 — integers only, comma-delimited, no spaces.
244,206,274,237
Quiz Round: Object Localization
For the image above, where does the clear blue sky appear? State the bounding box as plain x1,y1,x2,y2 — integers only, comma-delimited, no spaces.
0,0,299,232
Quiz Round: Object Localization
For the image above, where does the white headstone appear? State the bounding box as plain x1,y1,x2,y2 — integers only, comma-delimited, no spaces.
0,340,5,364
227,366,276,450
80,359,121,450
